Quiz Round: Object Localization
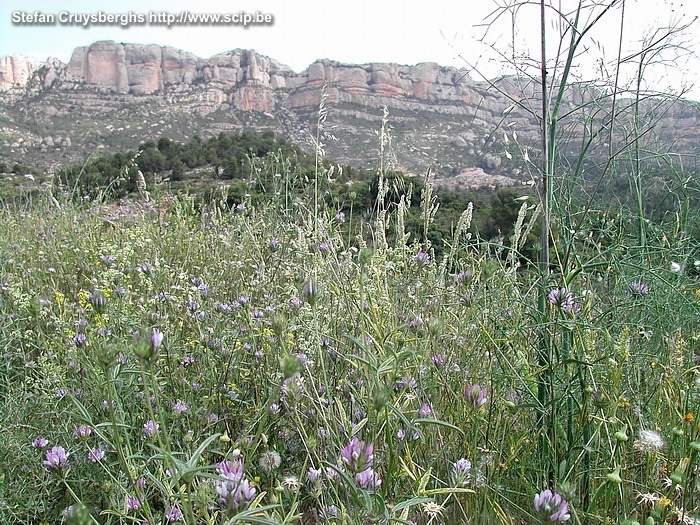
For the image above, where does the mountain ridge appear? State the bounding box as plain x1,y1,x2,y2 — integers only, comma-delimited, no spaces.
1,40,699,189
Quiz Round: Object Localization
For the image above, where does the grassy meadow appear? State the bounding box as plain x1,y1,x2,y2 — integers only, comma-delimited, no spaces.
0,147,699,525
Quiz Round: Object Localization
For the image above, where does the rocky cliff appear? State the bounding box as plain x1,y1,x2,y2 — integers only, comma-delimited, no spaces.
1,40,698,187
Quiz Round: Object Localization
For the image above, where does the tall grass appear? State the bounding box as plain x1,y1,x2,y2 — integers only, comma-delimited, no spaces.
0,139,698,523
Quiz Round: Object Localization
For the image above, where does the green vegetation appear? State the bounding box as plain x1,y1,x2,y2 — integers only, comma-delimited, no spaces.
50,131,535,257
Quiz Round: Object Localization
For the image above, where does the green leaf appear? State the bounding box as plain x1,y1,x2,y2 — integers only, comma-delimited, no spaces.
413,418,465,436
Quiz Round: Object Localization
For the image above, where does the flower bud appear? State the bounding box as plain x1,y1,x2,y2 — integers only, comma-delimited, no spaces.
302,279,321,306
605,465,622,484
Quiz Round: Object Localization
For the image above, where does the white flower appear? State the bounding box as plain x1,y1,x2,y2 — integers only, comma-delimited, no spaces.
282,475,301,492
670,261,682,273
637,492,660,506
422,501,444,517
634,429,666,452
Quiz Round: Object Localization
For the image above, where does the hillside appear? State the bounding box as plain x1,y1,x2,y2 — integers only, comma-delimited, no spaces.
2,41,699,189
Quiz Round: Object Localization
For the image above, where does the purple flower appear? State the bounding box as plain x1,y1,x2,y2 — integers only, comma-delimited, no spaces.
32,437,48,448
217,460,244,481
307,466,322,482
629,281,650,296
151,328,164,352
355,467,382,490
464,384,488,408
548,288,575,311
408,315,424,329
418,403,433,418
101,255,116,266
416,250,431,265
269,238,281,250
432,354,445,366
290,297,303,310
172,400,188,415
216,478,256,512
136,477,147,490
87,447,105,462
73,333,87,347
73,425,92,439
126,495,142,511
321,505,339,519
43,446,69,470
137,263,154,274
533,489,571,522
142,419,159,439
340,437,374,472
164,506,184,522
451,458,472,486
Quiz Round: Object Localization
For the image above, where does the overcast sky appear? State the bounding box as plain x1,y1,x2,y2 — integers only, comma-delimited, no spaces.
1,0,699,100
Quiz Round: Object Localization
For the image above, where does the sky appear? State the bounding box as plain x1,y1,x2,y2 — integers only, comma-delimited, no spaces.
1,0,699,100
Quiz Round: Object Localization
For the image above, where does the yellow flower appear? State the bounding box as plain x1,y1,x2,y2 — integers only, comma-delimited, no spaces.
656,496,672,509
54,291,65,305
683,413,695,423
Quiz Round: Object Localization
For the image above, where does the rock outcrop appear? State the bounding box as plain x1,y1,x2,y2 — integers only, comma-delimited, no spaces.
0,55,41,91
1,40,698,184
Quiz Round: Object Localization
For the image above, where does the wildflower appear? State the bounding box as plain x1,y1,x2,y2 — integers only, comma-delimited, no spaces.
629,281,650,296
290,297,303,309
100,255,116,265
422,501,444,518
634,429,666,452
432,354,445,366
126,495,141,511
355,467,382,490
282,475,301,492
416,250,431,265
320,505,339,519
43,446,70,470
269,238,280,250
683,413,695,423
418,403,433,418
325,465,341,482
151,328,164,352
164,506,184,522
395,375,418,392
451,458,472,486
548,288,575,310
637,492,660,507
137,263,154,274
87,447,105,462
217,477,256,512
258,450,281,472
407,314,424,329
73,425,92,439
172,400,188,415
280,373,305,399
670,262,682,273
32,437,48,448
269,403,281,415
142,420,159,439
464,384,488,408
73,333,87,347
136,477,147,489
340,437,374,472
533,489,570,522
307,466,322,482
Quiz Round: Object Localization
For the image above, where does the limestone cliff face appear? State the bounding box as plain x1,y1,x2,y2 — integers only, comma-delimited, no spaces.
3,41,484,111
0,55,41,91
1,40,698,182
